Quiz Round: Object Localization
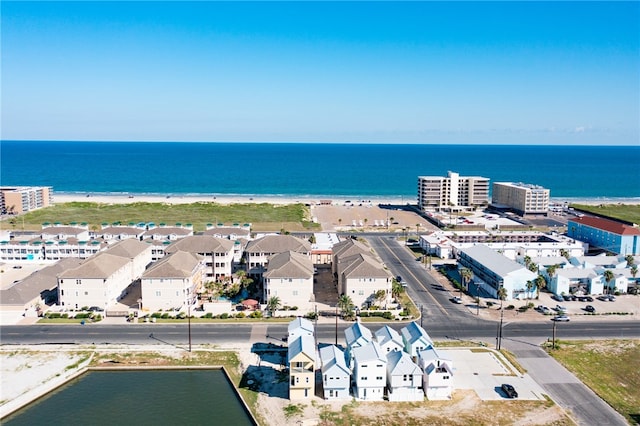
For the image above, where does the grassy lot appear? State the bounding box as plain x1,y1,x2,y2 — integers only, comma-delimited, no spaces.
1,201,319,232
546,339,640,425
570,203,640,224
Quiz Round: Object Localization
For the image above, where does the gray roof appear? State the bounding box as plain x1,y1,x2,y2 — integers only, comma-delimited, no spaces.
1,258,83,306
98,226,144,236
142,251,202,279
460,244,530,277
345,321,373,347
263,251,313,279
105,239,150,259
341,253,390,279
386,350,421,376
556,268,599,279
58,252,130,279
41,226,87,236
245,235,311,254
143,227,192,237
332,238,370,259
320,345,349,376
202,227,250,238
288,317,314,335
352,341,386,364
164,235,234,254
401,321,434,347
375,325,403,348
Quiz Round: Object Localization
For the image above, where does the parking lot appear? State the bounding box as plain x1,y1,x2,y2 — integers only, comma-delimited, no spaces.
442,348,547,401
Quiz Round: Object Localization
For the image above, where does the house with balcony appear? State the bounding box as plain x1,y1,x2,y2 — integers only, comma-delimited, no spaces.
386,350,423,402
374,325,404,354
263,251,314,309
164,235,234,281
338,253,392,309
418,347,454,400
245,235,311,280
140,251,206,311
331,238,370,276
319,345,350,400
401,321,434,358
288,335,316,400
352,341,387,401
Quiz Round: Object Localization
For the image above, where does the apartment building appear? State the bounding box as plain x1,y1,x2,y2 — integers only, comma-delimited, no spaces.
492,182,550,215
0,186,52,214
417,171,489,212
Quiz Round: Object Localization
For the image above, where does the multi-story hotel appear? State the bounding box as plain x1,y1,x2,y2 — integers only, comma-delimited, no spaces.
492,182,550,215
0,186,53,214
417,171,489,212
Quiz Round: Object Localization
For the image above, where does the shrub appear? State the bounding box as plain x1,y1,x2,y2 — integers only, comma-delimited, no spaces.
249,310,263,318
93,314,102,322
203,312,213,318
506,305,515,310
382,311,393,320
305,312,318,320
358,311,370,317
235,312,246,319
74,313,91,319
61,313,69,319
400,310,410,317
177,312,186,319
220,313,229,319
291,306,298,311
486,301,494,307
160,313,170,319
46,312,61,319
80,306,89,311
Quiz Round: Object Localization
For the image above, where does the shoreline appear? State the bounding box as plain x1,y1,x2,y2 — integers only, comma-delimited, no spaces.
54,192,640,207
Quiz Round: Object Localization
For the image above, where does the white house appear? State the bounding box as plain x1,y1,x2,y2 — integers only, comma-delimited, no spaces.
140,251,205,311
344,321,373,367
374,325,404,354
352,341,387,401
386,350,424,402
418,347,454,400
263,251,314,309
319,345,351,400
338,253,392,309
401,321,434,358
245,234,311,279
551,268,603,296
288,317,314,342
164,235,235,281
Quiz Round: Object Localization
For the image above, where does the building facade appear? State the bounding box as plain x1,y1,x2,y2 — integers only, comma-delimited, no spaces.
491,182,550,215
568,216,640,255
417,171,489,212
0,186,52,215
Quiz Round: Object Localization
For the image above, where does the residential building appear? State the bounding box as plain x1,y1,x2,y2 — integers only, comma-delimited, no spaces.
344,321,373,367
0,186,52,215
140,251,206,311
331,238,370,277
245,235,311,279
568,216,640,255
311,233,340,264
386,350,423,402
374,325,404,354
142,226,193,241
418,347,454,400
457,244,538,301
401,321,434,358
352,341,387,401
417,171,489,212
337,253,392,308
96,225,145,242
288,335,316,400
263,251,314,308
164,235,235,280
491,182,550,215
319,345,351,400
288,317,314,342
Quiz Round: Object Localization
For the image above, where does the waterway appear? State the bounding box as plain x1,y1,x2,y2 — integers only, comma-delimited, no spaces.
3,369,254,425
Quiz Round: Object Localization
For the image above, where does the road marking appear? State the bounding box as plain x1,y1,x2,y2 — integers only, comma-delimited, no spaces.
376,237,450,317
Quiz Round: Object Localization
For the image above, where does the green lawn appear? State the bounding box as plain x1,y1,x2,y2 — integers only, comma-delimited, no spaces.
546,339,640,425
570,203,640,225
1,201,319,232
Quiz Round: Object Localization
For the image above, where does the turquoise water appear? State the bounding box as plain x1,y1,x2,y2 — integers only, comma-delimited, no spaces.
1,141,639,199
3,369,254,426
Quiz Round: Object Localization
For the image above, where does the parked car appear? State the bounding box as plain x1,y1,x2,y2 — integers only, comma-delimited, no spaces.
450,296,462,304
597,295,609,302
562,294,572,301
584,296,594,302
584,305,596,313
501,383,518,398
551,294,564,302
396,275,403,283
552,315,571,322
607,295,616,301
555,305,567,312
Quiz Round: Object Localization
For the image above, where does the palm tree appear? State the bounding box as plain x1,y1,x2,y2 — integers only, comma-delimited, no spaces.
528,262,538,273
526,280,535,300
374,289,387,307
497,286,507,306
337,295,354,318
266,296,281,317
625,254,635,267
546,264,558,281
631,265,638,278
602,269,615,295
460,268,473,294
391,280,404,300
535,275,546,299
560,249,570,260
523,256,532,268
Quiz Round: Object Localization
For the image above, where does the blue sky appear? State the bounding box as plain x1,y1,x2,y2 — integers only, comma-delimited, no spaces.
1,1,638,145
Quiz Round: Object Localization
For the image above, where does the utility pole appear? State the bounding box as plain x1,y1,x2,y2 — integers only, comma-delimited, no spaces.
188,303,192,353
420,305,424,328
552,319,557,350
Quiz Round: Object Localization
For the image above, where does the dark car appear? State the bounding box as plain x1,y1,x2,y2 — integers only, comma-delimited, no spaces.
585,305,596,313
396,276,403,283
88,306,104,312
501,384,518,398
584,296,594,302
551,294,564,302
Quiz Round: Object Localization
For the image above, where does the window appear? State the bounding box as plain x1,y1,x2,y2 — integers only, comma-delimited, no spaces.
76,279,81,285
155,291,161,297
329,390,334,397
376,376,383,380
84,291,88,296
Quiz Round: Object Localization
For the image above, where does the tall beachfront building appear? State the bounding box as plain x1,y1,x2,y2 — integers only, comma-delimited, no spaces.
0,186,53,214
491,182,550,215
417,171,489,212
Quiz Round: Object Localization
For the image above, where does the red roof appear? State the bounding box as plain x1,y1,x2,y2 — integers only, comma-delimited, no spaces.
569,216,640,236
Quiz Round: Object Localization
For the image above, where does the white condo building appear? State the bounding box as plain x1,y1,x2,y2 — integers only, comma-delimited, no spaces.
418,171,489,212
492,182,550,215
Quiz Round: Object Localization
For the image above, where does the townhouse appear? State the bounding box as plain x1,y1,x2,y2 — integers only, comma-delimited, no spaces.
344,321,373,368
418,347,454,400
245,234,311,279
374,325,404,354
263,251,314,308
164,235,234,281
337,253,392,309
288,334,316,400
319,345,350,400
386,350,423,402
288,317,314,341
351,341,387,401
401,321,434,358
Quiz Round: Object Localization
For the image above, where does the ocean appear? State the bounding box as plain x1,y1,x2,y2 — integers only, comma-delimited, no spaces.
1,141,638,201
